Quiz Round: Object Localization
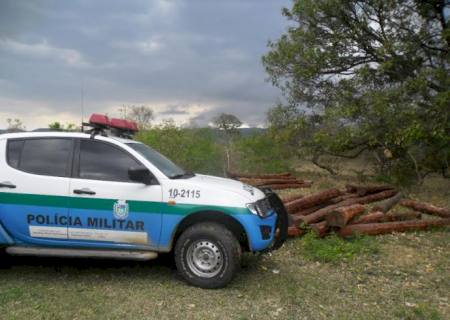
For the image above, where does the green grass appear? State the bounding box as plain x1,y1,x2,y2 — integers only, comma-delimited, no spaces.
0,161,449,320
297,231,379,263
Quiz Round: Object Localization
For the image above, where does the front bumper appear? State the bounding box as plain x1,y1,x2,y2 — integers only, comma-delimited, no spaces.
234,190,289,252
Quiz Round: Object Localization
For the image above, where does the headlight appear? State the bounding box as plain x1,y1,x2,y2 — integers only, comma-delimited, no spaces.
246,198,273,218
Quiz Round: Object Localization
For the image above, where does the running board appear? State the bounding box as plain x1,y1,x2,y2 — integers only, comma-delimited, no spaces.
6,246,158,261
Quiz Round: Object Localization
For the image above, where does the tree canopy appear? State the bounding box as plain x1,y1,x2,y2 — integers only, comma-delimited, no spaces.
263,0,450,183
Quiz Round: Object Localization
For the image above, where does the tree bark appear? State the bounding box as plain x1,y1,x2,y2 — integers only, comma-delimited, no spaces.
310,221,329,238
285,188,342,214
299,189,398,224
371,192,403,213
288,226,305,237
384,211,421,222
399,199,450,218
338,218,450,237
350,211,385,224
326,204,366,228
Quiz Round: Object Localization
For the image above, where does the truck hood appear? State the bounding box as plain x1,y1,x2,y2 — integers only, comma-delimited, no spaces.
189,174,266,202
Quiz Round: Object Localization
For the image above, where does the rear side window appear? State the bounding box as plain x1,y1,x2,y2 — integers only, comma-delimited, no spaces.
7,138,73,177
7,140,24,169
78,140,142,182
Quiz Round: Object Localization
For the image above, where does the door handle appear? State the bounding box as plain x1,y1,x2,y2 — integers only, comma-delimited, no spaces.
73,188,96,195
0,181,16,189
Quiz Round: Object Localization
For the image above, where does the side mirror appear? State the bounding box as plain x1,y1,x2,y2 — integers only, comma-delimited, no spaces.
128,167,156,185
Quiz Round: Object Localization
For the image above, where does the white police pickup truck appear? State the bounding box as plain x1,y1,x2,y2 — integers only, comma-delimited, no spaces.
0,114,288,288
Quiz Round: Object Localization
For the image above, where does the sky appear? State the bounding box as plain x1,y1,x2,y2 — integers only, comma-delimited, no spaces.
0,0,291,129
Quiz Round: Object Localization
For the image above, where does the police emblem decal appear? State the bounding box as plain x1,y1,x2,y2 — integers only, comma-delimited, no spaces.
113,200,129,220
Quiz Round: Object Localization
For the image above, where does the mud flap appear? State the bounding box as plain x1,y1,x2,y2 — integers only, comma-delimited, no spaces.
261,188,289,251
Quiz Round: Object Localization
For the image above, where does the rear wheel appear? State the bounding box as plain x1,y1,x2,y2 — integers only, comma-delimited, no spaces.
175,222,241,289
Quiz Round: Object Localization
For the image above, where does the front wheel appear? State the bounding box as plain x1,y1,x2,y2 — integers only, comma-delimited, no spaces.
175,222,241,289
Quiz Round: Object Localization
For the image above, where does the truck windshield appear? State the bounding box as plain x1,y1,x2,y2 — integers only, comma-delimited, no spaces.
126,143,194,179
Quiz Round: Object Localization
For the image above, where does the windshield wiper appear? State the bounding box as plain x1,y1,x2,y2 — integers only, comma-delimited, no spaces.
170,171,195,179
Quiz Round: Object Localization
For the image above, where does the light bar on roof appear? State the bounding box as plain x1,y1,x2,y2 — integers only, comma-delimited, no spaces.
89,114,110,127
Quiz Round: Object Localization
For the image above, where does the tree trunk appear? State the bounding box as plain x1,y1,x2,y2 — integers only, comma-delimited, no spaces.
338,218,450,237
281,193,304,203
310,221,329,238
265,183,312,190
326,204,366,228
299,189,398,224
384,212,421,222
284,189,342,214
399,199,450,218
371,192,403,213
350,211,385,224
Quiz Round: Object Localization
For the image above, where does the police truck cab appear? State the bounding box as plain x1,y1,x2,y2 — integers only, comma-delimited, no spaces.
0,114,288,288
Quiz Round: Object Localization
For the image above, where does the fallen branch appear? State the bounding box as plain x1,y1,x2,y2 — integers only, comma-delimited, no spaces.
338,218,450,237
399,199,450,218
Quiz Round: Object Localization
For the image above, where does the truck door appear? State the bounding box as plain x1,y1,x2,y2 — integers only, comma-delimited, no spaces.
67,139,163,249
0,137,73,245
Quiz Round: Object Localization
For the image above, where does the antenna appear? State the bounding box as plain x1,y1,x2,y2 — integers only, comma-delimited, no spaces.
80,76,85,132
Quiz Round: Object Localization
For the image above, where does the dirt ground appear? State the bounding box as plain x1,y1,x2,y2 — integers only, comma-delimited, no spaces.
0,162,449,320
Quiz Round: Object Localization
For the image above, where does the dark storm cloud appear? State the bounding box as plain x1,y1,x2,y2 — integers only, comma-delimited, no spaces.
0,0,290,128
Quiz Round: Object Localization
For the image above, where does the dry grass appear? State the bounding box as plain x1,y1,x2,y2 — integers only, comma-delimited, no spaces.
0,161,448,320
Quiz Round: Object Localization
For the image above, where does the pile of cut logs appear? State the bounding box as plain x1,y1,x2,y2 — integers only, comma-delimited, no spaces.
227,171,312,190
284,184,450,238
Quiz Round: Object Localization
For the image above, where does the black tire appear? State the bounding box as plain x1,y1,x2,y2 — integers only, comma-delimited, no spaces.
0,247,11,269
175,222,241,289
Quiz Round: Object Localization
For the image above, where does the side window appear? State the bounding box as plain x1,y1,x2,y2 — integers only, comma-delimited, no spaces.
7,140,24,169
14,138,73,177
79,140,142,182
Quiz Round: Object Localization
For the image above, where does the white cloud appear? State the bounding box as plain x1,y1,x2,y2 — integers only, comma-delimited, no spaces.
0,38,88,67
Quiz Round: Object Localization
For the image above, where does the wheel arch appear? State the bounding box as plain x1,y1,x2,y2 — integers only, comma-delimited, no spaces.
171,211,251,252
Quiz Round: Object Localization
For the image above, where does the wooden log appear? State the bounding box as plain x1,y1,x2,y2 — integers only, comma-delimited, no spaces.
285,188,342,214
299,189,398,225
264,183,312,190
371,192,403,213
345,184,394,196
399,199,450,218
338,218,450,237
281,193,303,203
293,204,327,216
384,211,422,222
326,204,366,228
310,221,329,238
239,178,300,186
329,193,359,204
288,226,305,237
350,211,385,224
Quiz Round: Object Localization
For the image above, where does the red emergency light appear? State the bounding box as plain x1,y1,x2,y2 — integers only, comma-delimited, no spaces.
89,114,110,127
83,113,138,138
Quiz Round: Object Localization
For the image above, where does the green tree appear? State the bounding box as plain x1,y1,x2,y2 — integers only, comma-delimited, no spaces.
212,113,243,172
263,0,450,184
136,120,223,175
48,122,77,131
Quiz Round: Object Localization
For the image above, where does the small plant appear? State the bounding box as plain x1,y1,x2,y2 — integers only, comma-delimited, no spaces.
297,231,379,263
